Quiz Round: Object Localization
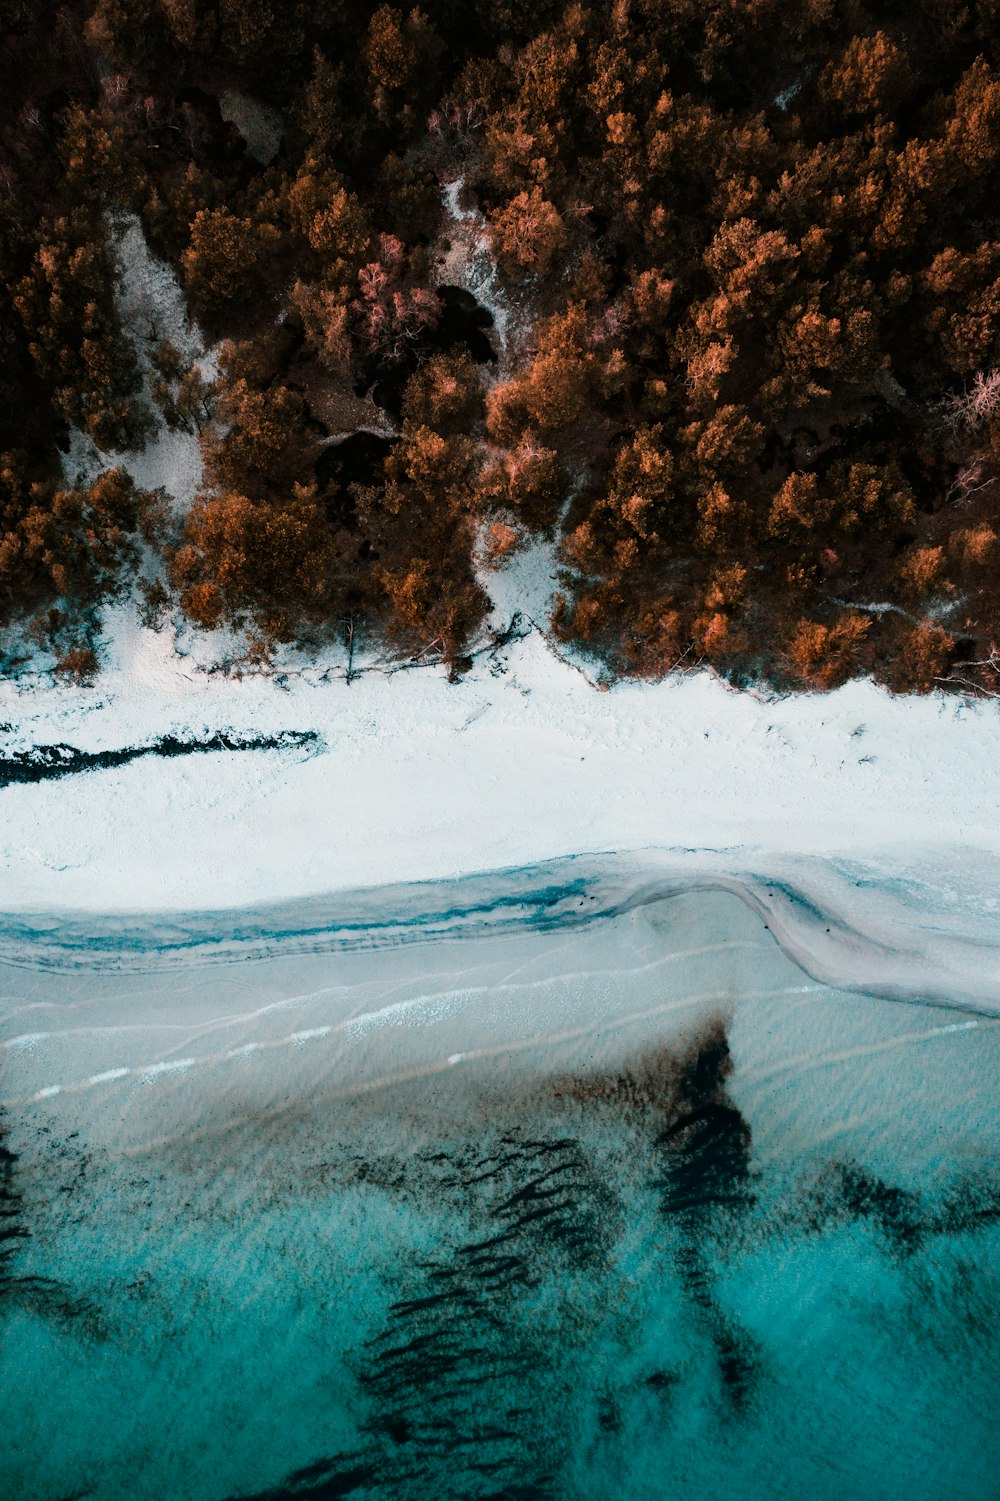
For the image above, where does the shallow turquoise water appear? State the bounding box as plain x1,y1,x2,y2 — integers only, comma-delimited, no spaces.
2,887,1000,1500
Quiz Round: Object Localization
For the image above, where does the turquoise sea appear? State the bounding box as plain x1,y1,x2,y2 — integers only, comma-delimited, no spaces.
2,876,999,1499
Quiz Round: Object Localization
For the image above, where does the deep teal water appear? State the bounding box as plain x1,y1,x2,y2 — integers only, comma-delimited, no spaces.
2,889,1000,1501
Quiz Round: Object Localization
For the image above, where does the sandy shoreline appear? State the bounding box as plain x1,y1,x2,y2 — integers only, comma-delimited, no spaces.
4,857,1000,1148
1,885,770,1121
3,848,999,1008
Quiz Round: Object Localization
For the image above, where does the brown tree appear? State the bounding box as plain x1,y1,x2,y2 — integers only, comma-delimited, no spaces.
171,487,337,636
489,186,566,277
786,612,870,690
202,371,310,498
401,351,485,434
287,159,370,279
474,440,567,532
181,208,283,322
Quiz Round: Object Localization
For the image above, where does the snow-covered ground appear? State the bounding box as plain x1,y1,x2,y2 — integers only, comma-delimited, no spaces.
438,177,517,364
62,214,216,510
2,580,1000,1006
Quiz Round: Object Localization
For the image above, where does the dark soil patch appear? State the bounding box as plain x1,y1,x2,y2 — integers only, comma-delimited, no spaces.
0,730,321,788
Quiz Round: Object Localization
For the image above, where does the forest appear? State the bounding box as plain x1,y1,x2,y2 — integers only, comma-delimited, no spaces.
3,0,1000,691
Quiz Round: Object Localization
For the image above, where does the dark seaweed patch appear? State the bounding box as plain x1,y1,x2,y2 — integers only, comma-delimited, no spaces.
348,1130,616,1498
0,730,321,788
657,1101,754,1214
222,1026,762,1499
789,1158,1000,1257
936,1175,1000,1236
0,1112,27,1286
0,1113,106,1335
811,1161,925,1253
531,1023,766,1413
651,1026,762,1411
223,1129,620,1501
223,1457,376,1500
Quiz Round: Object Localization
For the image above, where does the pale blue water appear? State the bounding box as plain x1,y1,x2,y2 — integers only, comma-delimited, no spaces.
2,880,999,1500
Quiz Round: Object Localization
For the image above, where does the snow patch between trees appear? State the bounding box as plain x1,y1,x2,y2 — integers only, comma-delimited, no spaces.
62,213,217,514
438,177,516,367
218,90,283,166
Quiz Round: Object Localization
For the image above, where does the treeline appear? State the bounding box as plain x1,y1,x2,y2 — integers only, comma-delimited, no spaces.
3,0,1000,690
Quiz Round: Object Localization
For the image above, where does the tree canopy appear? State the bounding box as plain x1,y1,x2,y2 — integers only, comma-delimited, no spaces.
4,1,1000,689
